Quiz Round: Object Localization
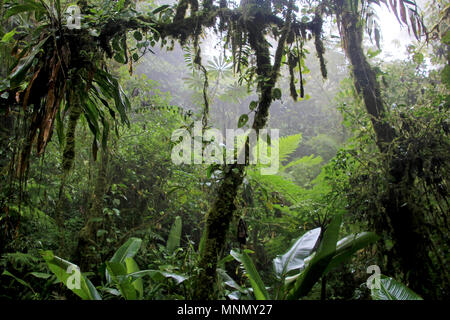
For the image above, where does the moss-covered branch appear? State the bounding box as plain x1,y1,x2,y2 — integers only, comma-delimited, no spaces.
338,5,394,150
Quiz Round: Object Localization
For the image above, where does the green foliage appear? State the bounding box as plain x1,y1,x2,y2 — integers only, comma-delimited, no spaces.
230,249,270,300
248,132,306,203
287,155,324,188
0,0,138,176
42,236,189,300
287,213,343,299
166,216,182,253
103,238,145,299
306,134,340,162
273,228,321,279
109,238,142,265
41,250,101,300
325,232,380,273
238,114,249,128
0,0,448,302
226,215,378,300
2,270,36,294
371,275,423,300
278,133,303,163
331,56,450,299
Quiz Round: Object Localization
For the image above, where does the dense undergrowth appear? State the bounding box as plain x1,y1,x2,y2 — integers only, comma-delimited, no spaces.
0,0,448,300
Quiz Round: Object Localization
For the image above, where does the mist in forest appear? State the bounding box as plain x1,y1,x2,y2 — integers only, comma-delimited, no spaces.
0,0,448,304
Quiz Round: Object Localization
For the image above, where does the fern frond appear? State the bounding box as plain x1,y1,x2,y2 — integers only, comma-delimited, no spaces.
248,170,304,204
278,133,302,163
281,154,323,172
1,252,39,270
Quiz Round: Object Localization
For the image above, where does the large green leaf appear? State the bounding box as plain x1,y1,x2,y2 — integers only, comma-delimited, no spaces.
41,250,101,300
371,275,423,300
2,270,34,293
105,237,143,296
230,249,270,300
218,249,254,266
125,257,143,299
150,271,188,284
217,268,248,294
4,0,46,20
82,97,101,139
1,29,16,43
125,270,188,284
93,69,130,126
29,272,51,279
166,216,182,253
9,36,49,88
273,227,321,279
105,261,137,300
286,213,342,300
109,237,142,264
284,231,379,286
324,232,380,273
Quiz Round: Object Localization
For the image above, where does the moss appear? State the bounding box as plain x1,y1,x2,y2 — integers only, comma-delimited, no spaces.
62,96,82,173
174,0,189,22
194,164,244,299
337,2,444,299
195,1,295,299
288,51,298,101
313,15,327,79
296,37,305,98
340,10,394,149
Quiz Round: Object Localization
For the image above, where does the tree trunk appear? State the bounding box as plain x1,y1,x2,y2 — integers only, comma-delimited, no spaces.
337,3,438,298
74,145,109,270
55,97,82,230
193,1,294,299
381,184,438,298
339,9,395,151
194,165,245,299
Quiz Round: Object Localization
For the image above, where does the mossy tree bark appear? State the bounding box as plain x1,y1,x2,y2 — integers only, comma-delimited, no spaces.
193,0,294,299
55,92,82,230
338,6,395,151
337,1,438,298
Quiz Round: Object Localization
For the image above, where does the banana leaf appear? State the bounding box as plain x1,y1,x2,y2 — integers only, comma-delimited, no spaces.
166,216,182,253
273,227,321,279
41,250,101,300
286,213,342,299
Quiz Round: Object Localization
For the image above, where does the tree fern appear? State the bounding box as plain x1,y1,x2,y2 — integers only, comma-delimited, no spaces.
249,133,305,204
278,133,302,163
248,171,304,204
252,133,302,166
281,154,323,172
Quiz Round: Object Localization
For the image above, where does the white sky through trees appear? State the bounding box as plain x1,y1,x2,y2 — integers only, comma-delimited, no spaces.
374,0,427,60
150,0,429,60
